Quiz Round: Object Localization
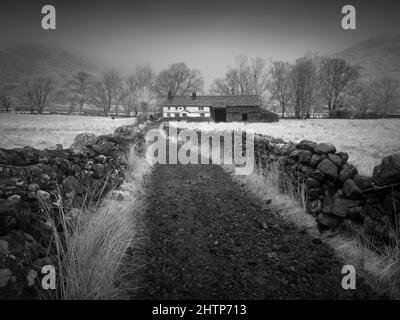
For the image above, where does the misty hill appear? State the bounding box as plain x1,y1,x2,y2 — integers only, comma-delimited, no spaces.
0,44,97,97
330,34,400,80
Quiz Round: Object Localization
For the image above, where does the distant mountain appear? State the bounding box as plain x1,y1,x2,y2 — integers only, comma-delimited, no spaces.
330,34,400,80
0,44,97,100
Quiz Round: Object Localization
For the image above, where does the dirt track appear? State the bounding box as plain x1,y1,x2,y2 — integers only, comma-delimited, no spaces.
135,163,376,299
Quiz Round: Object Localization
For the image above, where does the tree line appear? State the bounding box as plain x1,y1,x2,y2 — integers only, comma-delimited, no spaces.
0,54,399,118
211,54,399,118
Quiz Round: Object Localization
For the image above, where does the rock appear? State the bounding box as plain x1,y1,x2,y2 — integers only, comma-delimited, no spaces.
307,199,322,215
348,206,362,221
91,142,115,156
62,176,83,195
40,174,51,186
328,154,343,168
94,155,107,164
314,143,336,155
71,132,98,148
336,152,349,162
331,190,360,218
0,268,12,288
343,179,363,199
317,213,342,229
310,154,322,168
306,178,321,189
296,140,316,151
307,188,324,199
298,150,313,165
36,190,51,202
353,174,372,190
0,239,9,254
317,159,338,181
0,200,18,234
309,170,325,181
28,183,40,193
7,194,21,202
362,203,384,221
289,150,300,160
338,164,358,184
372,154,400,186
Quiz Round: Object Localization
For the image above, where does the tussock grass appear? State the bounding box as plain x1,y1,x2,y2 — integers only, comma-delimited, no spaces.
41,145,151,300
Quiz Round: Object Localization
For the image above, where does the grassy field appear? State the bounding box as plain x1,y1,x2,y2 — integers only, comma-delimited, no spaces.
0,114,135,150
170,119,400,176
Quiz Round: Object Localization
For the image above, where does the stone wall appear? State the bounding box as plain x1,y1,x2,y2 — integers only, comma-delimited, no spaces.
254,135,400,244
0,123,146,299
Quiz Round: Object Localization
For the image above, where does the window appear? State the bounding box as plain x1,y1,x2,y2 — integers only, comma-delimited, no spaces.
167,113,170,117
182,113,187,117
199,106,204,110
242,113,248,121
200,113,205,117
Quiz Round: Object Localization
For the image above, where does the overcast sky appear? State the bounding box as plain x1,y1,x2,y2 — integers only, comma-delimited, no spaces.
1,0,399,88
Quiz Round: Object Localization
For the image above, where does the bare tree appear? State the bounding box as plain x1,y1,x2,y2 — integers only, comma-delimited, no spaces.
267,61,291,117
126,64,157,115
24,77,54,114
0,92,12,112
92,69,125,116
67,71,93,114
376,76,399,117
211,55,269,96
319,58,360,111
156,62,203,97
349,79,377,117
289,56,319,118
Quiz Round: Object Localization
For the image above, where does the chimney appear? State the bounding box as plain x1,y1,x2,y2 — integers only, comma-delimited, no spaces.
168,90,172,99
192,92,197,99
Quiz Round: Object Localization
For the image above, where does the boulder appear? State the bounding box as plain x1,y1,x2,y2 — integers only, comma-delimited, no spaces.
317,213,342,229
343,179,363,199
338,164,358,184
298,150,313,165
353,174,372,190
317,159,338,181
71,133,98,148
348,206,362,221
336,152,349,162
328,154,343,168
372,154,400,186
296,140,316,151
331,190,360,218
314,143,336,155
310,154,322,168
91,142,115,156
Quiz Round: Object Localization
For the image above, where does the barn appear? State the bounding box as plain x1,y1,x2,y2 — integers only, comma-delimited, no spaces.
161,93,278,122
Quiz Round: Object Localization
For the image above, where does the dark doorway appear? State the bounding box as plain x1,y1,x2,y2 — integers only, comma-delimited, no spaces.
214,108,226,122
242,113,248,121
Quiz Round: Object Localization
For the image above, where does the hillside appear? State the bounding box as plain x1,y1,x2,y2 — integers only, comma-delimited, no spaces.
0,44,97,100
331,34,400,80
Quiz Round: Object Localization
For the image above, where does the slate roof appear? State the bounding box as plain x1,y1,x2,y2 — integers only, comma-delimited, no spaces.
160,95,261,108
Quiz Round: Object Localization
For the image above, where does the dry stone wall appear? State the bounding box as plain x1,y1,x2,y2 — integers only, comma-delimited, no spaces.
0,123,146,299
254,135,400,244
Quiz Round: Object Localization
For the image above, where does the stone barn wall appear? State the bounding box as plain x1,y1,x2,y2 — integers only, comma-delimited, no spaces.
227,106,279,123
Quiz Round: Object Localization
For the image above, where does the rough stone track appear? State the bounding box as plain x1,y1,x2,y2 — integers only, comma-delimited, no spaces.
135,164,376,299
